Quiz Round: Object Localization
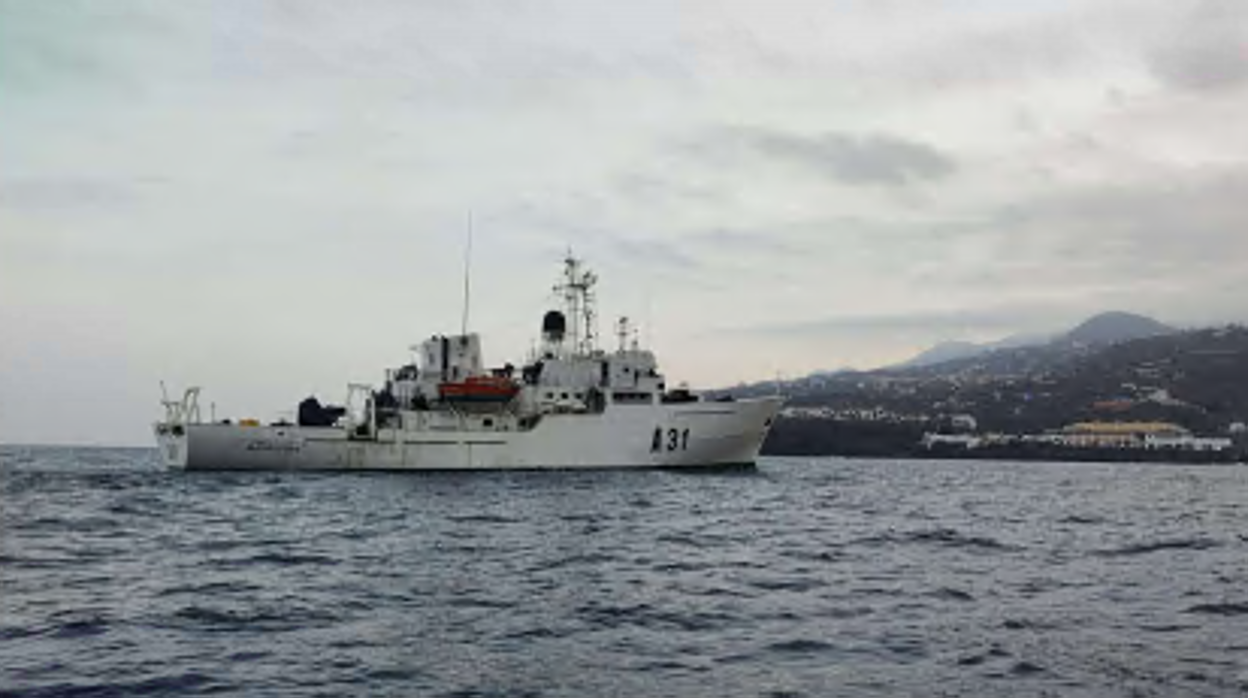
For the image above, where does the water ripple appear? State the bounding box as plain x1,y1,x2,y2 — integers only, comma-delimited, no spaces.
3,447,1248,696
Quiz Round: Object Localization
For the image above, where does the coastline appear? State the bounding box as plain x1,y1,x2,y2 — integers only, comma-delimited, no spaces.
762,419,1247,465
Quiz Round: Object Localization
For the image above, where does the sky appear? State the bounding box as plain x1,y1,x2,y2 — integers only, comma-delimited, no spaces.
3,0,1248,445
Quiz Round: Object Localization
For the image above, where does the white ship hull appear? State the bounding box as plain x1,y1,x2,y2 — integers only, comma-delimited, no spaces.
156,397,782,471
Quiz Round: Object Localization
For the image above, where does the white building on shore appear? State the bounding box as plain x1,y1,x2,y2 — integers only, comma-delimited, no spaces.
921,421,1234,453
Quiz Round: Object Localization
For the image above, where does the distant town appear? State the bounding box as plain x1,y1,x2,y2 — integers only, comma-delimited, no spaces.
741,313,1248,464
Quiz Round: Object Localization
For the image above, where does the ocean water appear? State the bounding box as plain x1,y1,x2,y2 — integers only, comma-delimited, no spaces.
2,447,1247,697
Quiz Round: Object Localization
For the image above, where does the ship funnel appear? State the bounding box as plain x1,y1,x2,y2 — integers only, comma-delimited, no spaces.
542,310,567,343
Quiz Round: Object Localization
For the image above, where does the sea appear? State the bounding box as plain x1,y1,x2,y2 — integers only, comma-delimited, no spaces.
2,446,1247,697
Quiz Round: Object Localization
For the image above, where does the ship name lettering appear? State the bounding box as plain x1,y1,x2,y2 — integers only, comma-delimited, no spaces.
245,440,301,452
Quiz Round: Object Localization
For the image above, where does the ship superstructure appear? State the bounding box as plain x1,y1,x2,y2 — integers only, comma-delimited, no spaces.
155,257,782,470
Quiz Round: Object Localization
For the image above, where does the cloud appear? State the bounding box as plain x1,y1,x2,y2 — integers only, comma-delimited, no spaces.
4,0,1248,442
711,160,1248,346
686,126,956,187
683,227,809,257
0,175,147,212
898,164,1248,329
720,301,1085,340
990,166,1248,270
1147,0,1248,91
609,237,701,271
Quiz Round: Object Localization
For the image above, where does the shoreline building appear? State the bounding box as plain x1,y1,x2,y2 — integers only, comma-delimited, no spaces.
1039,422,1233,452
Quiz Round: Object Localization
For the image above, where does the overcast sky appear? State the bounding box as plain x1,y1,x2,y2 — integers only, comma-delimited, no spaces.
3,0,1247,445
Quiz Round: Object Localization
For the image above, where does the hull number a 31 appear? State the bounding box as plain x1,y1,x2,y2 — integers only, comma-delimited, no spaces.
652,427,690,452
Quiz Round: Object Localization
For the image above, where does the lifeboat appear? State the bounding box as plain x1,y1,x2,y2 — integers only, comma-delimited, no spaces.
438,375,520,406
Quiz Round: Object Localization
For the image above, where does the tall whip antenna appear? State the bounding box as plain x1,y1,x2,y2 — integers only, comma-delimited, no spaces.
461,211,474,336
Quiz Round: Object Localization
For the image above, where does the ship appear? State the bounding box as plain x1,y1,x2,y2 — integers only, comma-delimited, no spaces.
154,256,783,470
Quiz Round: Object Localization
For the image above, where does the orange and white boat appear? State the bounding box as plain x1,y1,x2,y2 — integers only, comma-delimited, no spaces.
438,375,521,405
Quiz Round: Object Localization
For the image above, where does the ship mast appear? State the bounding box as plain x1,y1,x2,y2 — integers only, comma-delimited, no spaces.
553,254,598,356
460,212,474,337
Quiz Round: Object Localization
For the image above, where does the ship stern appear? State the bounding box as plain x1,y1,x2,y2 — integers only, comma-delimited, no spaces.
153,422,189,469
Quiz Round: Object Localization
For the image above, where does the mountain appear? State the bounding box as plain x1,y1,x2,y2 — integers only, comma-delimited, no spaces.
898,332,1054,369
895,312,1172,370
898,341,985,368
987,332,1053,351
723,311,1183,399
1063,311,1174,346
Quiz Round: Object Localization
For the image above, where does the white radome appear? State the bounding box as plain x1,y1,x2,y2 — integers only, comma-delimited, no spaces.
154,256,782,471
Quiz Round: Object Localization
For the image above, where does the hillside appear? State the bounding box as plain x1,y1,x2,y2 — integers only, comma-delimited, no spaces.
840,325,1243,428
748,323,1248,457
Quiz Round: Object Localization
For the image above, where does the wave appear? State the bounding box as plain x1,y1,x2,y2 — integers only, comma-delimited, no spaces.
850,528,1018,552
929,587,975,602
575,602,741,633
956,645,1013,666
1094,538,1223,557
444,514,522,524
765,639,838,654
6,450,1248,697
1184,602,1248,616
164,603,342,632
155,580,261,597
1058,514,1107,525
744,576,827,593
